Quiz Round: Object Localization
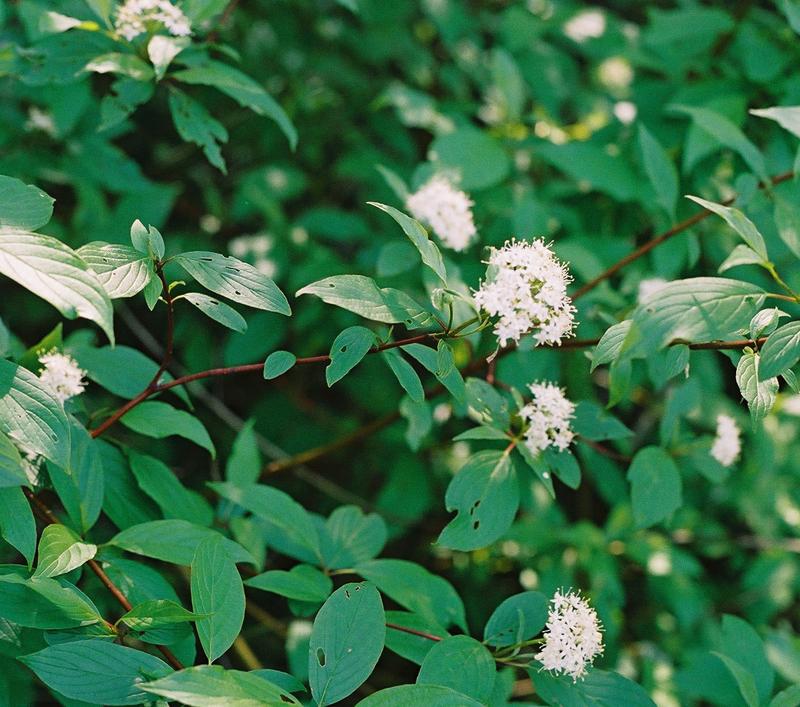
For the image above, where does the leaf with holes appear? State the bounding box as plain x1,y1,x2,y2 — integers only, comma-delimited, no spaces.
297,275,435,329
736,351,778,428
620,278,765,359
309,582,385,707
141,664,301,706
627,446,682,529
174,251,290,315
183,292,247,333
369,203,447,282
18,639,172,705
191,535,246,663
0,233,114,343
437,451,520,552
33,525,96,578
483,591,549,648
326,327,378,386
758,322,800,380
77,242,152,299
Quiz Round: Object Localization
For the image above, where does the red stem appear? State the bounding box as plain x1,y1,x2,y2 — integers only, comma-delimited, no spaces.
385,622,443,642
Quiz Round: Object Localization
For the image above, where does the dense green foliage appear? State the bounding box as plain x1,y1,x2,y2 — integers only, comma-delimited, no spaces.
4,0,800,705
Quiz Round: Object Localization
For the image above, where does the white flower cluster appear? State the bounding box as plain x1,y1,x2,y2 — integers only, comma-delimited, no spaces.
229,234,278,278
519,382,575,456
536,590,604,681
474,239,576,347
711,414,741,467
406,175,477,252
38,350,86,403
115,0,192,41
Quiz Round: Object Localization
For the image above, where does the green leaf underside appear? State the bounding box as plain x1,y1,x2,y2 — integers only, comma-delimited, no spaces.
437,451,520,552
417,635,495,703
297,275,435,329
33,524,97,578
759,322,800,380
120,599,207,632
621,277,765,359
0,232,114,344
627,446,682,529
736,352,778,427
120,400,215,457
77,242,152,299
191,535,246,663
174,251,290,315
310,582,386,707
355,559,467,632
369,203,447,282
141,664,301,706
18,639,172,705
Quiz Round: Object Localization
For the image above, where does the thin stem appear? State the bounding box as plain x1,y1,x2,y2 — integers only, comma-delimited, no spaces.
22,489,185,671
764,264,800,303
385,622,443,642
571,169,794,301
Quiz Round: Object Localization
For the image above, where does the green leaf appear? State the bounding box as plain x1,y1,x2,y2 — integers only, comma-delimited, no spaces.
148,35,190,81
168,86,229,174
245,564,332,602
483,591,548,647
18,639,172,705
737,351,778,428
33,525,96,578
759,322,800,380
99,77,154,131
322,505,388,570
0,175,54,231
84,53,155,81
250,669,306,695
572,401,633,441
381,348,424,403
686,196,768,261
297,275,435,329
127,450,214,526
751,106,800,139
417,635,495,703
403,343,466,402
327,327,377,386
0,572,101,629
719,244,765,272
712,653,760,707
620,278,765,359
76,242,152,299
130,219,164,260
46,420,104,534
191,535,246,663
530,668,657,707
638,123,679,219
209,482,322,565
263,350,296,380
120,400,215,457
436,340,455,379
174,251,290,315
355,684,485,707
0,429,28,487
119,599,208,632
226,419,262,486
108,519,255,566
369,203,447,282
544,448,581,489
0,486,36,566
437,451,520,552
309,582,385,707
171,61,297,149
141,664,301,707
0,232,114,344
70,344,188,404
384,611,449,665
770,685,800,707
774,199,800,259
452,426,508,442
670,105,768,182
627,446,682,529
183,292,247,333
355,559,467,632
719,615,774,704
82,0,112,26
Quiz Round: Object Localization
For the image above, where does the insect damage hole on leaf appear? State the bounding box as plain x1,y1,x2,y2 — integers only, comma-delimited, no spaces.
317,648,326,666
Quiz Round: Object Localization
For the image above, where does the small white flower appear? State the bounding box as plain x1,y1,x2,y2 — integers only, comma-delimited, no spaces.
536,589,604,681
520,381,575,456
563,9,606,43
474,239,576,347
114,0,192,41
406,175,477,252
38,350,87,403
711,414,741,467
